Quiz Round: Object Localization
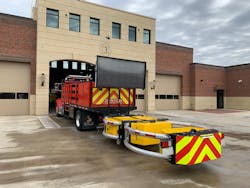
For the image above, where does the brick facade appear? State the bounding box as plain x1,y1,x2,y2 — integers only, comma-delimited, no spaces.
191,63,250,97
226,64,250,97
0,13,36,94
156,42,193,96
190,64,226,96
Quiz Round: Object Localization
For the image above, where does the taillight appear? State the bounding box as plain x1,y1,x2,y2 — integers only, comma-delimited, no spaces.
161,141,169,148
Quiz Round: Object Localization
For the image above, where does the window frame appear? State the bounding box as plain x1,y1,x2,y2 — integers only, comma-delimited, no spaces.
90,17,100,35
128,26,137,42
143,29,151,44
69,13,80,32
112,22,121,39
46,8,59,28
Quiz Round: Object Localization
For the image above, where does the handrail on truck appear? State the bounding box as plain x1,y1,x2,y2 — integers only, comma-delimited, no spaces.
123,122,174,159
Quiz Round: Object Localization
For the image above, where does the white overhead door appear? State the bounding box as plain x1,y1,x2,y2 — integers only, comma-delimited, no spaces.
0,62,30,115
155,74,181,110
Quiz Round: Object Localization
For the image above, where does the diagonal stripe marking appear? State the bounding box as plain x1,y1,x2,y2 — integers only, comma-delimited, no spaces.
120,89,129,104
188,137,221,165
93,89,109,104
176,136,199,162
177,136,203,165
195,145,217,164
92,89,104,102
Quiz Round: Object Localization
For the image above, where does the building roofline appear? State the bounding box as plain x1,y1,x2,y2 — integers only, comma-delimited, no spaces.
191,63,224,69
0,12,34,21
226,63,250,68
156,41,193,51
83,0,155,20
193,62,250,68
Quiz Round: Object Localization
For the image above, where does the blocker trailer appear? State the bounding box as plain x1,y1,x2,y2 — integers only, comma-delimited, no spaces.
56,56,224,165
103,115,224,165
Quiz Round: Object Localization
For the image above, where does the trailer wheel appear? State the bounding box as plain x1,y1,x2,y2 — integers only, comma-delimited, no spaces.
75,110,83,131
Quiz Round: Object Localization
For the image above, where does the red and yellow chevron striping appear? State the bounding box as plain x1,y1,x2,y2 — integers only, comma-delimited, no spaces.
92,88,109,105
175,132,223,165
92,88,134,106
120,88,134,105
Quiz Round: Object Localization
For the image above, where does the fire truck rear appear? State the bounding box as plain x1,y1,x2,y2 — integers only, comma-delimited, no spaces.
56,75,136,130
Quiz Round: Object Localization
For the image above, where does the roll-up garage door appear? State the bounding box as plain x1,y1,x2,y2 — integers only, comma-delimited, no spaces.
155,74,181,110
0,62,30,115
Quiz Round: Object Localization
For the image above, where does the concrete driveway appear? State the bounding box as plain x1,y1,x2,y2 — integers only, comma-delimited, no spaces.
0,110,250,188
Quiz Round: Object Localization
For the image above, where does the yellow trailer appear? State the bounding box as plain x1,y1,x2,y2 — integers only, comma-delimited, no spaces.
103,115,224,165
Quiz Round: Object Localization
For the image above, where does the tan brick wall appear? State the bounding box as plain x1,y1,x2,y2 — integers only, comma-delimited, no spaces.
191,96,217,110
225,97,250,110
34,0,156,115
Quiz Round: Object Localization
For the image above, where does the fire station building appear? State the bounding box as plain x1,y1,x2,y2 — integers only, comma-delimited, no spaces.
0,0,250,115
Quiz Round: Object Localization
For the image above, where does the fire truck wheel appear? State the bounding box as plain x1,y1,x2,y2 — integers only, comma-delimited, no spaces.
75,110,83,131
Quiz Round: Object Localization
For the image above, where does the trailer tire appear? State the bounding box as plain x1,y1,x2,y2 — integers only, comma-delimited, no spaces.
75,110,84,131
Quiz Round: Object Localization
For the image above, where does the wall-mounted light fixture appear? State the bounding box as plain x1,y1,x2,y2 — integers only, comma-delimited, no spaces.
40,73,45,87
238,79,243,84
150,80,156,89
105,35,110,40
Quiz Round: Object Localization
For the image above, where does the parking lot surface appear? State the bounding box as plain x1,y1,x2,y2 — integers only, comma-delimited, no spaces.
0,110,250,188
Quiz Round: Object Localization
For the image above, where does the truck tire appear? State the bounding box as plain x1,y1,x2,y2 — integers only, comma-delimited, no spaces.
75,110,96,131
75,110,84,131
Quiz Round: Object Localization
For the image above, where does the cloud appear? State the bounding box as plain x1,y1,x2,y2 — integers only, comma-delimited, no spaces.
0,0,34,18
0,0,250,66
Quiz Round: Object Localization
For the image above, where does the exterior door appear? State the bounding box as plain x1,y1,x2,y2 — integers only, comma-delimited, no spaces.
217,90,224,109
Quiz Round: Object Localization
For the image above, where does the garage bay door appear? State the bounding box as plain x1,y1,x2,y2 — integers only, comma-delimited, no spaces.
0,62,30,115
155,74,181,110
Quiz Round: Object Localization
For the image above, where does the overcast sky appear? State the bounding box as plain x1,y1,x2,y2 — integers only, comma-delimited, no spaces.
1,0,250,66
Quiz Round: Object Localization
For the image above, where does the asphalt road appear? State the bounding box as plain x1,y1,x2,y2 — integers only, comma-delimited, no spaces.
0,110,250,188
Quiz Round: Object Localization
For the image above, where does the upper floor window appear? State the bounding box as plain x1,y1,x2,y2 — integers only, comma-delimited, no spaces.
90,18,100,35
69,13,80,32
112,22,121,39
143,29,151,44
46,8,59,28
129,26,136,42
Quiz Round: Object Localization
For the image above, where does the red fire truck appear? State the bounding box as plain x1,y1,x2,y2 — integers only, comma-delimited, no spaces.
55,56,224,165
